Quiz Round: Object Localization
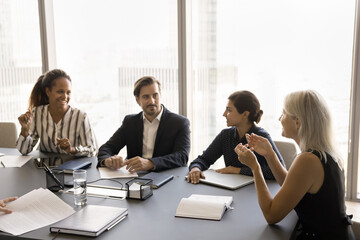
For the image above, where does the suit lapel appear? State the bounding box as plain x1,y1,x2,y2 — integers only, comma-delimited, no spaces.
153,105,167,155
136,112,144,156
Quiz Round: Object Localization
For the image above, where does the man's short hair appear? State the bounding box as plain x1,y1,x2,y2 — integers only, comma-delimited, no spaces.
133,76,161,97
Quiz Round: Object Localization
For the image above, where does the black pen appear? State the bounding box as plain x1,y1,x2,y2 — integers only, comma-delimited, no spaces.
43,163,64,190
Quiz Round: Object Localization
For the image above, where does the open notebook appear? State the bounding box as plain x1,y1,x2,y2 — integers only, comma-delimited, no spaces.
187,169,254,190
175,194,233,221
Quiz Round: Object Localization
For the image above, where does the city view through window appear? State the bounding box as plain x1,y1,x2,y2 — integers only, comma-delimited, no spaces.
0,0,357,193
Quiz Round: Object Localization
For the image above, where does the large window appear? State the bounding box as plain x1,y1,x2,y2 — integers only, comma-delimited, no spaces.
2,0,360,199
52,0,178,146
0,0,42,124
190,0,355,173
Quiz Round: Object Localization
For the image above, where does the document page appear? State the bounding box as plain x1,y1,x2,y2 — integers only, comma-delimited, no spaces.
98,166,138,179
0,188,75,236
189,194,233,208
66,185,127,199
0,155,33,168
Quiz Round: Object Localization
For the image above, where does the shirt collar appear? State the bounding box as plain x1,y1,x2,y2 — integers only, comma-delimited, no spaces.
232,124,257,140
142,105,163,123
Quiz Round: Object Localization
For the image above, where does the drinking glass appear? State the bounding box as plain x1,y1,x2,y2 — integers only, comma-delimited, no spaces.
73,169,87,206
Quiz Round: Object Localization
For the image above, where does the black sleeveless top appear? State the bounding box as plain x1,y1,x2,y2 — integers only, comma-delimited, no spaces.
292,151,355,240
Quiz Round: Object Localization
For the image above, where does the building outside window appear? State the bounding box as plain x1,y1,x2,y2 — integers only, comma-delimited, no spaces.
1,0,359,198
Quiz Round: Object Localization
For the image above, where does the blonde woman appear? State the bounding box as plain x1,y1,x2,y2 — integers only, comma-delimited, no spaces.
235,90,355,239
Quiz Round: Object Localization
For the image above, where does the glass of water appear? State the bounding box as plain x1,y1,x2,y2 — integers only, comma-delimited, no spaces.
73,169,87,206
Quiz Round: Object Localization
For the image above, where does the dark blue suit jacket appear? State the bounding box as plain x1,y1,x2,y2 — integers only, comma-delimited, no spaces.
97,105,190,171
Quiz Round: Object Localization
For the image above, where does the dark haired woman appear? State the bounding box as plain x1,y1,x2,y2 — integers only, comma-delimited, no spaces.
16,69,96,157
187,90,284,184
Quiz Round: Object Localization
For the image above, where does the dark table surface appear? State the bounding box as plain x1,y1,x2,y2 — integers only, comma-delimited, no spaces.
0,148,297,240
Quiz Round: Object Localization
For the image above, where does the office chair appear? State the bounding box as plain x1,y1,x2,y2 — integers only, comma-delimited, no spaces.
0,122,18,148
274,140,298,170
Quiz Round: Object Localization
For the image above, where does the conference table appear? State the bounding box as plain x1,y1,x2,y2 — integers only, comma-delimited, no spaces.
0,148,297,240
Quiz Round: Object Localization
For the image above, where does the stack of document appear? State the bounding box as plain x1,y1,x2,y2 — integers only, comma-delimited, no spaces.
0,188,75,236
175,194,233,221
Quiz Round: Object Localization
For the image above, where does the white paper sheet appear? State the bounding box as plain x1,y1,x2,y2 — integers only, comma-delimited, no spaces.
0,188,75,236
189,194,233,208
0,155,33,168
98,166,138,179
66,185,127,199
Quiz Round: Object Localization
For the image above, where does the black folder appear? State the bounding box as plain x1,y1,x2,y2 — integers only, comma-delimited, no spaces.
54,158,92,173
142,172,174,189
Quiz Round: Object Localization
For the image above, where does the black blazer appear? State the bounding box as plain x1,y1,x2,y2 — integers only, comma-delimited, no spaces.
97,105,190,171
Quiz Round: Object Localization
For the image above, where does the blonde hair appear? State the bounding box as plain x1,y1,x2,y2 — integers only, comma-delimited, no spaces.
283,90,343,170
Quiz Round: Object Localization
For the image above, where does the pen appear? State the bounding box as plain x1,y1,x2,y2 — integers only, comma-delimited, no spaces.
43,163,64,190
1,161,5,168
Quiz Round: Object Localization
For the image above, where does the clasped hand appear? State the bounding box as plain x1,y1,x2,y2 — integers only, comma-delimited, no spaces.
234,133,273,170
56,138,75,154
104,155,154,173
234,143,258,169
245,133,273,157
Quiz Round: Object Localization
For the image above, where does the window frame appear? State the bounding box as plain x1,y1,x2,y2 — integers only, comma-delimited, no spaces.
38,0,360,200
347,0,360,201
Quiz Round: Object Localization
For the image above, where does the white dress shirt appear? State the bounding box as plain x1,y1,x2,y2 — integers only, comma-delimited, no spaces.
142,107,163,159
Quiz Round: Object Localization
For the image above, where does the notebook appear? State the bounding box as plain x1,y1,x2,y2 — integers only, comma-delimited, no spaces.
141,172,174,189
187,169,254,190
50,205,128,237
175,194,233,221
54,158,92,173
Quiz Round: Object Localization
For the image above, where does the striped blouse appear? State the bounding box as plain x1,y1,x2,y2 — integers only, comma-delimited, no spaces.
16,105,96,157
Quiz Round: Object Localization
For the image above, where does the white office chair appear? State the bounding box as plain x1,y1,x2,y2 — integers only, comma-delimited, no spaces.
0,122,18,148
274,140,298,170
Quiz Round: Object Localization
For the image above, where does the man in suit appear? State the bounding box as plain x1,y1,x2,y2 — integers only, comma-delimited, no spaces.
97,76,190,173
